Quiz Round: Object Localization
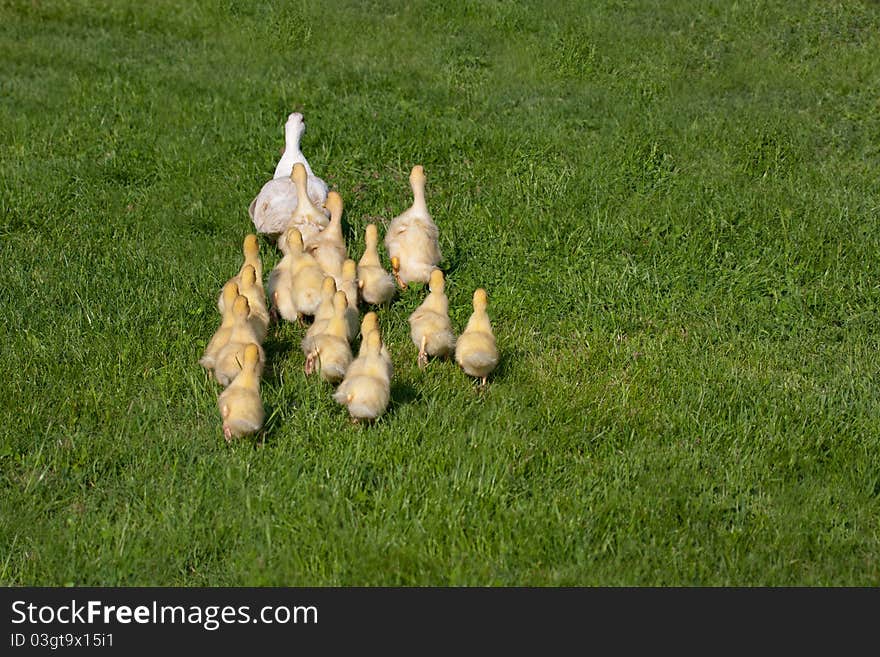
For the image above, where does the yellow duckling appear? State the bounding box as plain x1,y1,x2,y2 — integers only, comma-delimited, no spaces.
218,343,264,442
277,163,330,253
214,295,266,386
269,227,323,323
217,234,263,314
309,190,347,280
384,165,441,289
338,258,360,341
303,276,337,344
239,233,263,285
333,330,391,422
266,226,297,323
408,269,455,368
356,311,393,381
236,264,269,342
287,227,325,320
302,290,352,382
200,280,239,372
357,223,396,305
455,288,499,386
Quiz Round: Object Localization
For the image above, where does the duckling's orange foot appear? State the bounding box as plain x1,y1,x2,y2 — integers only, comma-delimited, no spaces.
417,351,428,369
223,425,233,442
269,306,280,325
304,353,317,375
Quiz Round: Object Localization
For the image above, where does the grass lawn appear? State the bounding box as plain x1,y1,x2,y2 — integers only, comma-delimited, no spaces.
1,0,879,585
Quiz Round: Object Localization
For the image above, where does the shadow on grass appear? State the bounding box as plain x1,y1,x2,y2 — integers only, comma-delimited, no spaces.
388,380,420,415
490,347,516,381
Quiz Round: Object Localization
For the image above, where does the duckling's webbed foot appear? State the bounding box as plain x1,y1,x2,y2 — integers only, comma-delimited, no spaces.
270,291,280,325
417,336,428,369
391,257,406,289
223,424,233,442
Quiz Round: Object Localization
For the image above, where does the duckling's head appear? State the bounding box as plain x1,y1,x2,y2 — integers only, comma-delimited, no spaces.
321,276,337,297
243,234,259,258
232,294,251,319
342,258,357,281
361,311,378,336
240,264,257,289
222,281,240,308
428,269,445,293
410,164,425,186
291,162,307,186
324,190,343,218
365,223,378,245
243,343,260,369
473,288,488,311
333,290,348,313
285,227,304,251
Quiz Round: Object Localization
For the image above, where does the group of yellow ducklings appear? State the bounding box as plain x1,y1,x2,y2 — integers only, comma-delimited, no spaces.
199,113,499,441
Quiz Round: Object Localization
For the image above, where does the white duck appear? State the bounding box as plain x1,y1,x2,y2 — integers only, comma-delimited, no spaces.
384,165,441,289
248,112,329,237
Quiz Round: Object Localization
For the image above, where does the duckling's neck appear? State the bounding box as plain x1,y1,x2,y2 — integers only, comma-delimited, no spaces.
360,239,380,267
411,182,427,213
465,309,492,335
234,366,259,390
326,211,343,240
327,314,348,339
294,177,313,212
245,250,261,272
425,290,449,314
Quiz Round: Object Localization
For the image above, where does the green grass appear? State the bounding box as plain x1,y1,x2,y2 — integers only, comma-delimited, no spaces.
1,0,879,585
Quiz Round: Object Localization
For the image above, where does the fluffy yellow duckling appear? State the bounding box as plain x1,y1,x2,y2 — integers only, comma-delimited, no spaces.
239,233,263,284
455,288,499,386
248,112,329,237
200,280,239,372
301,290,352,382
303,276,337,343
266,237,295,324
217,234,263,314
357,311,393,381
236,264,269,342
309,190,347,280
384,165,441,289
338,258,360,341
214,295,266,386
277,163,331,254
333,330,391,422
408,269,455,368
269,227,324,323
217,343,265,442
357,223,396,305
